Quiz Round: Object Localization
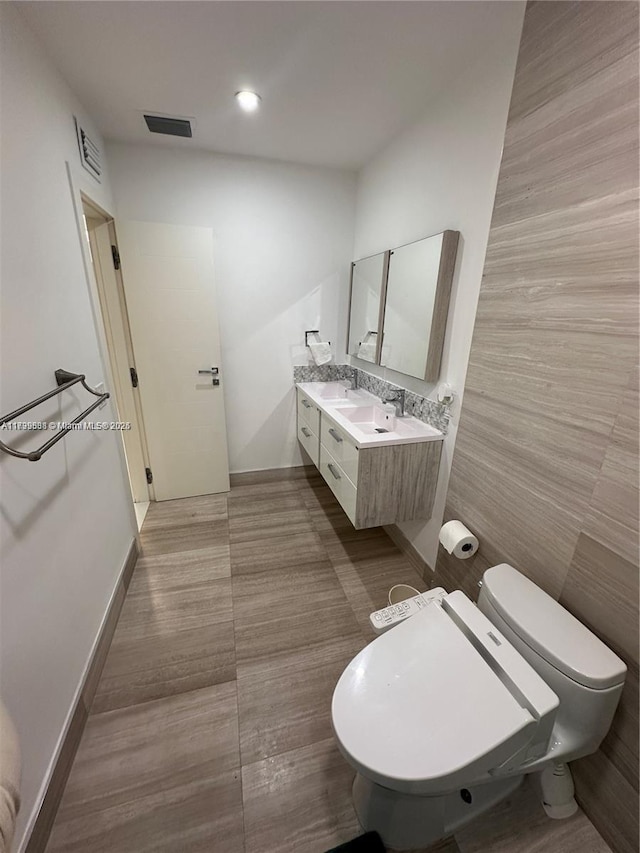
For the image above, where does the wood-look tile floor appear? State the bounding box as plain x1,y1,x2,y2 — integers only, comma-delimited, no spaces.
45,472,613,853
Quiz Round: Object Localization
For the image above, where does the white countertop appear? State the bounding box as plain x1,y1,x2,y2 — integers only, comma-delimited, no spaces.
296,381,444,448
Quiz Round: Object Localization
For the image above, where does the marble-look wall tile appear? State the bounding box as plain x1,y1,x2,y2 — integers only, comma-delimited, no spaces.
293,364,354,383
435,3,639,851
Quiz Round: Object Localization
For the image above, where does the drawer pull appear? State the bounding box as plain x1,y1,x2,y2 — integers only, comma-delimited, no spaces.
327,463,341,480
301,427,311,438
302,399,312,408
328,428,343,444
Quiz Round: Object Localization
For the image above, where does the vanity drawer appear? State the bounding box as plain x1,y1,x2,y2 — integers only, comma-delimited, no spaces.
320,415,359,484
297,420,319,466
319,445,357,526
297,388,321,435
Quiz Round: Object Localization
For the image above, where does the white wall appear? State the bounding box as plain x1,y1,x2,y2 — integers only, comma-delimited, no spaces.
106,143,356,474
0,6,136,849
352,2,525,569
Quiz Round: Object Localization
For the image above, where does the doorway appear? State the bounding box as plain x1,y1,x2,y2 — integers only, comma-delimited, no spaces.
81,204,231,507
81,196,152,528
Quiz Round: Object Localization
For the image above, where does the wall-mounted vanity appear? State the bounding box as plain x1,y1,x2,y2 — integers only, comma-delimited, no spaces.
347,230,460,382
296,381,444,529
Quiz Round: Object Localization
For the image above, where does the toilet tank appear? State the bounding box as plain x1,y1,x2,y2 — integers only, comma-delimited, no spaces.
478,564,626,761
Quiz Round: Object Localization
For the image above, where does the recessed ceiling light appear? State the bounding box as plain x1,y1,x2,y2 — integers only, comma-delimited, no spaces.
235,91,261,112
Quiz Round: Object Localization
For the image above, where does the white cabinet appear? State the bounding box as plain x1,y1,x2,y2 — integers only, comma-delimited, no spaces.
320,414,359,484
318,443,358,525
297,389,320,435
296,388,320,467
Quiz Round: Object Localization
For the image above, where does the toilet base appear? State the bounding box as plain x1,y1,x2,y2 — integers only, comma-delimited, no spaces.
352,773,524,850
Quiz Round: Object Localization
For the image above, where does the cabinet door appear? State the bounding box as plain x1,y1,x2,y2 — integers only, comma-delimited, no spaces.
320,416,359,484
297,419,319,466
297,389,321,434
319,445,357,526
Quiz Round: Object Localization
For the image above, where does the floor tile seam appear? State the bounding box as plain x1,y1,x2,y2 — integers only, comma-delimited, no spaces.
228,552,335,576
140,518,231,536
124,577,233,600
228,530,321,547
111,614,232,643
140,514,229,531
136,543,231,562
240,735,339,777
237,727,337,775
227,495,302,516
228,527,326,547
136,544,228,566
87,678,241,721
229,592,250,851
227,668,248,853
95,645,236,681
228,560,340,584
231,591,360,630
50,763,243,829
107,617,237,648
311,520,368,635
234,640,364,684
91,673,238,716
227,494,307,509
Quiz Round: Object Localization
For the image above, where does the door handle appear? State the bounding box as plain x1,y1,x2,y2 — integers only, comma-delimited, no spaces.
327,463,341,480
198,367,220,386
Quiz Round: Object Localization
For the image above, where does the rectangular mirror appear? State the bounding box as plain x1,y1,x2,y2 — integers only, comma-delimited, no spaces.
380,230,459,381
347,251,389,364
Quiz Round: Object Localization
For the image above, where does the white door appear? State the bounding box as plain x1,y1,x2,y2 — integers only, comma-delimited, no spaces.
116,221,230,501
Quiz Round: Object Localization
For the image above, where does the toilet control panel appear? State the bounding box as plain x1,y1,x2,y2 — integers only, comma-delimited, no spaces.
370,588,447,634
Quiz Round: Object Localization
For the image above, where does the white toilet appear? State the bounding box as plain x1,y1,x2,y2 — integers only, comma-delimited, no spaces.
331,564,626,850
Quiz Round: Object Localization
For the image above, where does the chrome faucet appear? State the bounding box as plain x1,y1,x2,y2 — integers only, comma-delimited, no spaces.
350,372,358,390
384,389,405,417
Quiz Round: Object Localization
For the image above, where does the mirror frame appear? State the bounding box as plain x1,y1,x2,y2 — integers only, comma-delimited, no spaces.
346,249,390,364
380,230,459,382
347,230,459,382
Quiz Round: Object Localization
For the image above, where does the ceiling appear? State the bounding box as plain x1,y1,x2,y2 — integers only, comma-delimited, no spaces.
18,1,521,171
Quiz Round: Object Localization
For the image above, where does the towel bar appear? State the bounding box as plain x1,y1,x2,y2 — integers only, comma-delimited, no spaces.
0,369,110,461
305,330,330,346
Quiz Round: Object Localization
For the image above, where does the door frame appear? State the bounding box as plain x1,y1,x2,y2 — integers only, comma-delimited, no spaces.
82,197,153,504
66,158,153,522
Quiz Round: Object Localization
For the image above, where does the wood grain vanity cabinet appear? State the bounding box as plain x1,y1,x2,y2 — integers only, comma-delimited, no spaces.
296,387,442,529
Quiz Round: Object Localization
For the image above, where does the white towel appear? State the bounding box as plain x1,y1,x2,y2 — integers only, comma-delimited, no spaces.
308,341,332,366
357,340,377,362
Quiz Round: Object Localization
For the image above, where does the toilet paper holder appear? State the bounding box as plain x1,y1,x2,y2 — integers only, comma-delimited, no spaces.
439,520,479,560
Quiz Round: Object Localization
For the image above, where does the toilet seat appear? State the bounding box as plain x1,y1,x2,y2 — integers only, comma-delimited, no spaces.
332,591,558,795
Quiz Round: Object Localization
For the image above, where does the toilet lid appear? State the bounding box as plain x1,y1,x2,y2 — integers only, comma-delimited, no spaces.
332,600,539,794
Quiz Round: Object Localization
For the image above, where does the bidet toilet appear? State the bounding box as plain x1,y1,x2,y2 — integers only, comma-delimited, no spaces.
331,564,626,850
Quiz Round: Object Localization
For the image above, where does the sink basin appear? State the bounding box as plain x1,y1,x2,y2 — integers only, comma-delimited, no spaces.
296,381,443,447
329,403,443,445
333,404,396,431
313,382,366,402
300,381,371,403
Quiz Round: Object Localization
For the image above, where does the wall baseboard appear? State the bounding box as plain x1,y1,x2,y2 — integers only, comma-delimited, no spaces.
229,465,317,487
383,524,434,584
24,539,138,853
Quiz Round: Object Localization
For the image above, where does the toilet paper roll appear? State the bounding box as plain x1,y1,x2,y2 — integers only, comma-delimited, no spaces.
439,520,479,560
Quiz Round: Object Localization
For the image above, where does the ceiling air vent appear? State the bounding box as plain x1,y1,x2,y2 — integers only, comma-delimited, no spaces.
74,117,101,182
144,114,192,138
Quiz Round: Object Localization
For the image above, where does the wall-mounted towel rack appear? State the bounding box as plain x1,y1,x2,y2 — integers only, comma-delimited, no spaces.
305,330,330,346
0,369,110,462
